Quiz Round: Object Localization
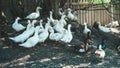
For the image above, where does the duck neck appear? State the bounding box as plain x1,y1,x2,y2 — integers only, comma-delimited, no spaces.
68,11,71,14
32,21,35,27
50,12,53,19
61,15,65,19
39,22,43,29
26,22,31,30
45,24,50,31
50,13,52,18
84,24,87,29
50,29,54,35
99,44,102,50
36,8,40,15
15,18,19,23
68,25,71,33
98,23,102,27
34,28,39,36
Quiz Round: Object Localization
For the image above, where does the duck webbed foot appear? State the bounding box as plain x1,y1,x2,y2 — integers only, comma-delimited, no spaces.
29,47,36,50
39,42,46,46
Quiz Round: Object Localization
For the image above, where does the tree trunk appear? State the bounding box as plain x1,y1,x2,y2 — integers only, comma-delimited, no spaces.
60,0,67,8
42,0,51,18
50,0,60,19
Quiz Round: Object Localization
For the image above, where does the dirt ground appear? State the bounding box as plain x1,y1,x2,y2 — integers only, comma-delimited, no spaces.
0,24,120,68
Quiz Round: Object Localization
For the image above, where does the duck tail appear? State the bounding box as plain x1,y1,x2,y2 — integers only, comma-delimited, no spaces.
19,43,24,47
9,37,14,40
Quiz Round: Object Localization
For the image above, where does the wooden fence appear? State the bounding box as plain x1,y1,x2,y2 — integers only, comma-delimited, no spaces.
64,0,120,26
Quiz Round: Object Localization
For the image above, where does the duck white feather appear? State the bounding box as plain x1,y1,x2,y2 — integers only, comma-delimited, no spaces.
26,20,36,36
9,20,36,43
59,15,67,27
26,6,42,19
67,8,77,21
38,21,50,43
95,49,105,59
53,20,66,33
98,22,111,33
105,20,119,28
58,8,65,16
95,43,105,59
72,11,78,21
19,26,40,48
12,17,26,31
49,11,55,25
39,20,44,29
83,22,91,35
60,24,73,43
49,26,64,41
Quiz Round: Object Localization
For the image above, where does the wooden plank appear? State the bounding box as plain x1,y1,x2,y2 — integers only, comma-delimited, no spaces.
64,0,120,26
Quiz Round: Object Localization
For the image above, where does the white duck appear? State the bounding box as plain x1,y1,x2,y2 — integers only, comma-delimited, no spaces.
38,20,44,33
60,24,73,43
9,20,31,42
72,11,78,21
49,26,64,41
49,11,55,25
58,8,65,16
26,20,32,29
83,22,91,34
9,20,36,43
25,20,36,36
38,21,50,44
105,20,119,28
26,6,42,19
19,26,40,48
98,22,111,33
12,17,26,31
67,8,77,21
53,20,66,33
59,15,67,27
39,20,44,29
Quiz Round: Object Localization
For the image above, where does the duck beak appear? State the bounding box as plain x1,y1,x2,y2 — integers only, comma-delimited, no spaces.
40,7,42,9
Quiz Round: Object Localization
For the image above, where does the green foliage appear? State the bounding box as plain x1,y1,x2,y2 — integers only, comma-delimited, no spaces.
87,0,120,10
87,0,110,4
111,0,120,10
111,0,120,3
87,0,110,8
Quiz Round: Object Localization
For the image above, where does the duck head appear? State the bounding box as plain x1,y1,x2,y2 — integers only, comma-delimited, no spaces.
67,8,72,12
83,22,87,25
31,20,37,26
50,11,53,15
61,15,66,19
27,20,31,23
68,24,72,28
37,6,42,10
16,17,21,20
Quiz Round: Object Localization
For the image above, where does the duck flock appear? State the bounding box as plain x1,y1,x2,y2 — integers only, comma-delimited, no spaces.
8,6,119,62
